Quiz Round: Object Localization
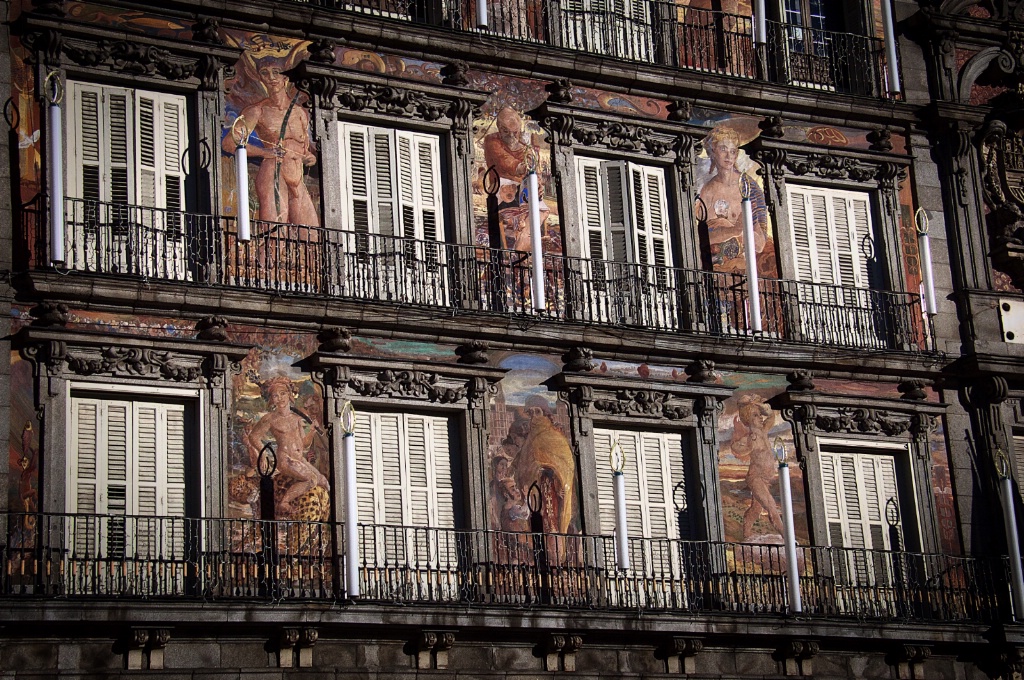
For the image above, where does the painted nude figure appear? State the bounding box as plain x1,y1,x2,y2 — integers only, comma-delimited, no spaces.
247,377,328,514
731,393,784,538
222,59,318,226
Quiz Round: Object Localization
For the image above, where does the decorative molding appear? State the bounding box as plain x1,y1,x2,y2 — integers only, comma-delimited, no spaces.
593,389,692,420
317,327,352,353
546,77,573,104
759,115,785,138
29,301,69,328
17,14,239,89
16,327,250,396
306,354,506,421
305,37,337,64
786,370,815,392
195,316,229,343
441,60,469,87
685,359,717,383
771,390,946,462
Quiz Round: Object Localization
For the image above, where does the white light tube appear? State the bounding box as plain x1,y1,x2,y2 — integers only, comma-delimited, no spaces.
779,461,802,613
477,0,488,29
48,101,64,264
755,0,767,45
742,196,762,333
341,403,360,598
613,470,630,571
881,0,902,95
528,170,545,312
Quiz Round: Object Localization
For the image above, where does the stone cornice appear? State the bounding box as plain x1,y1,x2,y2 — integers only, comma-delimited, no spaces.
16,326,251,385
17,12,240,90
306,353,507,409
530,99,704,165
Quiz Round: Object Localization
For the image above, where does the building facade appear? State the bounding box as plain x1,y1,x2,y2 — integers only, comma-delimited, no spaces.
2,0,1024,676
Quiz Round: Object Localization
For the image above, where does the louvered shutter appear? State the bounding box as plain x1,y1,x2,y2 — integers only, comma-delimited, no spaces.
625,163,671,269
396,132,417,242
594,427,684,540
602,161,631,263
370,128,397,237
135,92,187,216
339,123,374,237
68,83,133,206
1015,435,1024,500
353,411,378,525
576,158,609,262
820,450,901,552
789,185,874,290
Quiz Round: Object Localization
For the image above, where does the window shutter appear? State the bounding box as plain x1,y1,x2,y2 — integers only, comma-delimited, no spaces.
576,158,609,261
135,404,159,518
788,188,815,283
594,427,683,540
150,93,187,218
626,163,672,269
789,185,874,290
377,412,405,526
369,128,396,237
107,91,132,206
68,83,133,205
353,411,378,525
848,194,873,289
819,451,847,548
820,449,900,552
808,192,833,285
137,94,159,210
414,134,443,243
396,131,417,241
1015,435,1024,499
602,161,631,263
428,416,456,529
339,123,374,235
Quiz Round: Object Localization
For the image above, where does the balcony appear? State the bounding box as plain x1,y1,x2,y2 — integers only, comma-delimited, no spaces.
1,512,1008,624
290,0,893,98
21,199,934,353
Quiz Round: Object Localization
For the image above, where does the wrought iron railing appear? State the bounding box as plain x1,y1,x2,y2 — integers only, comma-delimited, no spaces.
23,198,933,353
2,513,1008,623
280,0,894,98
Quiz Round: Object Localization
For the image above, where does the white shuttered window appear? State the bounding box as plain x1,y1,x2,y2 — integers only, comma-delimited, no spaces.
576,157,672,269
337,122,444,242
66,82,188,213
819,449,902,552
786,184,874,291
593,428,687,540
353,411,455,528
68,397,189,560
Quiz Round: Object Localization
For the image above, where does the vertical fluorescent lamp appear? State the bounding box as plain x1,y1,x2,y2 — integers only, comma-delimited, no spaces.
741,177,762,332
46,73,64,264
996,447,1024,619
527,159,546,312
341,401,360,598
233,117,251,242
915,208,937,316
754,0,767,45
880,0,902,95
774,438,802,614
476,0,488,29
610,440,629,571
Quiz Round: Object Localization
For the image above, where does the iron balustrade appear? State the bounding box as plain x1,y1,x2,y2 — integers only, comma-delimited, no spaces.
22,199,933,352
278,0,894,98
1,513,1008,622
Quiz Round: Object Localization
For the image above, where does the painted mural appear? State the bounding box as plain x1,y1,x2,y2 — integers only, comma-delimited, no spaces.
228,328,329,522
694,121,779,278
220,32,319,228
7,343,38,553
487,353,578,536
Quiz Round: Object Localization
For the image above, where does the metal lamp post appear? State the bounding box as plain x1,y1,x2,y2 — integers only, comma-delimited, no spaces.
774,437,802,613
610,439,629,571
996,446,1024,619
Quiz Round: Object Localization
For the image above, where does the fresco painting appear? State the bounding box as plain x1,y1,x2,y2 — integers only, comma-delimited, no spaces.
487,353,579,536
220,32,319,228
228,329,329,523
7,348,38,553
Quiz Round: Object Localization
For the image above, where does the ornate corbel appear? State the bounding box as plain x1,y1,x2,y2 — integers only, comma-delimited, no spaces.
775,639,819,676
660,636,702,674
779,403,816,463
887,644,931,680
191,17,222,45
306,37,337,64
448,97,479,157
441,60,469,86
288,68,336,111
29,301,69,328
562,346,594,372
317,327,352,353
544,633,583,672
416,630,456,670
146,629,171,671
685,359,718,383
546,77,573,104
195,316,229,342
19,27,63,66
667,98,692,122
694,395,723,448
456,340,489,365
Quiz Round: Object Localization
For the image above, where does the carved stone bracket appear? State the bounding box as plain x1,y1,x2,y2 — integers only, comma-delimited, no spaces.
774,639,820,677
771,390,946,462
415,630,456,670
277,627,317,669
122,628,171,671
660,636,702,674
551,371,733,450
745,134,910,219
887,644,931,680
286,60,487,156
18,14,240,89
544,633,583,672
